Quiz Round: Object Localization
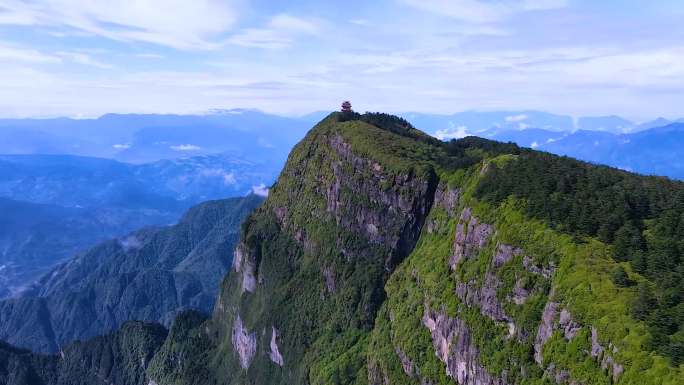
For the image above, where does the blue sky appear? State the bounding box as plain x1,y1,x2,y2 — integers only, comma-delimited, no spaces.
0,0,682,119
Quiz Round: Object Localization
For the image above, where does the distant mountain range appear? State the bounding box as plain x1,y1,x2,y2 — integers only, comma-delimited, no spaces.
0,152,279,298
0,109,309,163
0,195,262,353
400,110,683,135
482,123,684,179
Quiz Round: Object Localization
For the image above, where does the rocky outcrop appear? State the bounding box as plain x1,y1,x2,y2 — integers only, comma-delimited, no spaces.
455,243,520,326
456,273,511,324
269,327,284,366
326,134,437,269
231,315,257,370
493,243,520,268
433,182,460,216
510,279,530,305
590,327,623,382
523,256,555,278
395,346,415,376
559,309,581,340
450,207,493,270
233,243,257,294
534,306,624,383
534,299,558,365
322,266,336,294
422,308,508,385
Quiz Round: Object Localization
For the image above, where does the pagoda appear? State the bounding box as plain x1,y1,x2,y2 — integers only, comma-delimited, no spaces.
341,101,352,112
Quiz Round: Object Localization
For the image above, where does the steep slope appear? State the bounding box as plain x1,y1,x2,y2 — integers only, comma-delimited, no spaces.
148,113,684,385
0,195,262,353
4,112,684,385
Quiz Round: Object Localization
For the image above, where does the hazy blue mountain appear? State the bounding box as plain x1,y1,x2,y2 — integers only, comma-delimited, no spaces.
0,109,308,163
0,198,178,298
636,117,673,131
0,153,278,298
401,110,575,134
0,153,276,209
576,115,635,133
485,123,684,179
0,195,262,353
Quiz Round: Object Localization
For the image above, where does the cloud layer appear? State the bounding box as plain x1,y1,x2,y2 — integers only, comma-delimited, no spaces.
0,0,682,119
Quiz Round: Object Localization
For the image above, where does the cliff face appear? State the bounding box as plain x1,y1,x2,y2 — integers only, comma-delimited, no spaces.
4,112,684,385
204,114,440,385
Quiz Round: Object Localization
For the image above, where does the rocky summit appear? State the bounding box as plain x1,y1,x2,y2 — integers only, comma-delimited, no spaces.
2,112,684,385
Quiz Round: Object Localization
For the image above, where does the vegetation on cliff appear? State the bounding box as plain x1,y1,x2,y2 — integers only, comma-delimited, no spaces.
3,111,684,385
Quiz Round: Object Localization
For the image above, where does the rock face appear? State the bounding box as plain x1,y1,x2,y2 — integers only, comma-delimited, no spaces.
269,327,284,366
455,242,520,325
207,114,440,385
0,195,262,353
450,207,493,270
423,309,508,385
534,299,558,365
232,315,257,369
326,134,437,268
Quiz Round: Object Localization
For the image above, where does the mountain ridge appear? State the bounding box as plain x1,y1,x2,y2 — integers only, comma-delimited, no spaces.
2,112,684,385
0,195,263,353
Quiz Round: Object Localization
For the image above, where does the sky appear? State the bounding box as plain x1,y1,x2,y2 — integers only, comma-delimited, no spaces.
0,0,682,120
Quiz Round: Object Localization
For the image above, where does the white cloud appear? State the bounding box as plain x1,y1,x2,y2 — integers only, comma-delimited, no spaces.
0,0,239,50
170,144,201,151
523,0,568,11
251,183,269,197
530,141,539,148
56,51,112,69
399,0,567,22
0,42,60,63
228,14,319,49
269,14,318,33
505,113,528,122
435,125,470,140
112,143,130,149
200,168,236,185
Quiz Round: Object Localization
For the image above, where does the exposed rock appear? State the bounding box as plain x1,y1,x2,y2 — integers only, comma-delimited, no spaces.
450,207,493,270
323,266,336,294
395,346,415,376
559,309,581,340
269,327,284,366
510,279,530,305
242,259,257,294
368,359,390,385
590,327,603,358
234,243,257,294
233,244,245,272
523,256,555,278
493,243,520,268
422,308,508,385
590,327,623,382
433,182,460,216
534,300,558,365
327,134,437,269
456,272,511,323
231,315,257,370
273,206,288,227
